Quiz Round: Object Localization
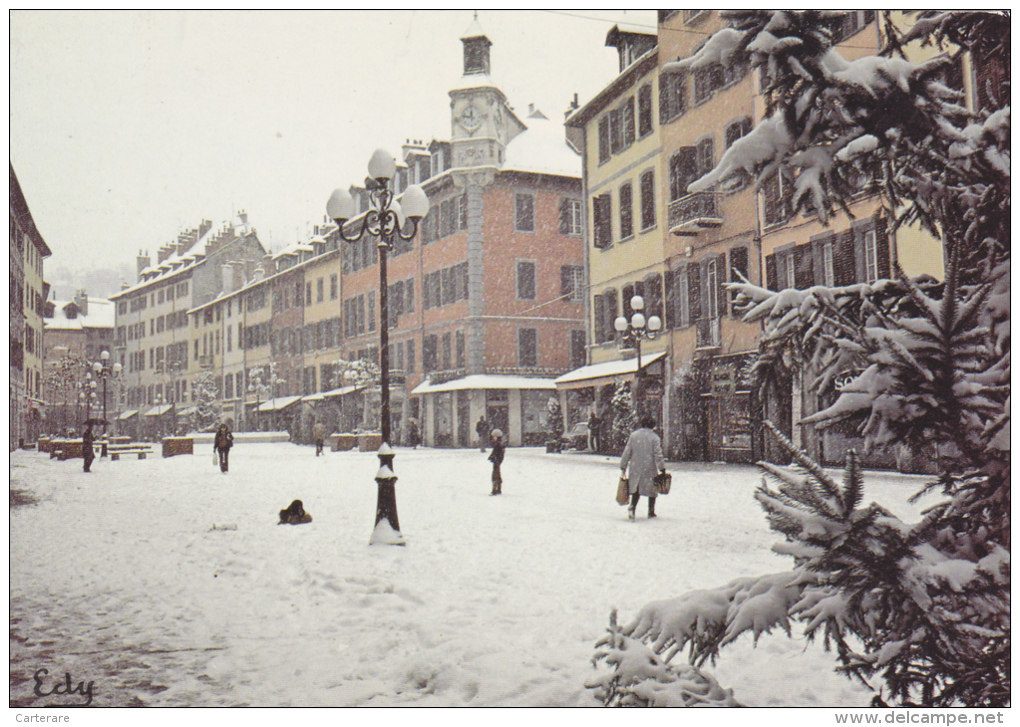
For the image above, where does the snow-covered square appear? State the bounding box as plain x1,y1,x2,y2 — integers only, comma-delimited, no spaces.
9,443,937,707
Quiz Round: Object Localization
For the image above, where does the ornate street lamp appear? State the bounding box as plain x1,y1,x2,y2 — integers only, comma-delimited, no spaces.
327,149,429,546
92,350,122,449
614,295,662,417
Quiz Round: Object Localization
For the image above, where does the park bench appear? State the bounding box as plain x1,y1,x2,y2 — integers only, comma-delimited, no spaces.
107,443,153,461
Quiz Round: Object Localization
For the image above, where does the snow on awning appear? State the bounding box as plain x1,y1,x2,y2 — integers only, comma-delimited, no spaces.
411,374,557,396
144,404,174,417
117,409,138,420
302,385,365,402
554,351,666,390
177,406,198,417
257,395,304,412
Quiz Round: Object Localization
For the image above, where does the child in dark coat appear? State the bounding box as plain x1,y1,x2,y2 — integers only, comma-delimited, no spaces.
488,429,505,495
279,499,312,525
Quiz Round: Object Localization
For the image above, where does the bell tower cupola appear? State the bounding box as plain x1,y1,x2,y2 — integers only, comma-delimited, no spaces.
461,12,492,76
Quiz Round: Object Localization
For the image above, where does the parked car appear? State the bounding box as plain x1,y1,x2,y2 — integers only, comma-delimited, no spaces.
560,421,590,451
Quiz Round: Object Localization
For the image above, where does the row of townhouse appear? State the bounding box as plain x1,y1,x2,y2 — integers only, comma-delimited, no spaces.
557,11,1002,468
10,163,51,449
106,18,587,448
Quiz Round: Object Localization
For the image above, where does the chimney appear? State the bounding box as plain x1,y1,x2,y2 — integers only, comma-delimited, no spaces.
199,219,213,240
222,263,236,295
253,264,265,283
137,250,151,281
262,254,275,276
121,281,130,292
74,289,89,316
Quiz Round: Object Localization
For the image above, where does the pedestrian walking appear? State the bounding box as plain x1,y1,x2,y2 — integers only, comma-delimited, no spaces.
407,418,420,449
82,422,95,473
313,421,327,456
214,423,234,473
476,416,490,452
620,415,666,520
488,429,505,495
588,410,601,452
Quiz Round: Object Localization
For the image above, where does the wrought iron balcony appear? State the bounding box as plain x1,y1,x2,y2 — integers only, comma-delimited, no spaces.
668,191,723,236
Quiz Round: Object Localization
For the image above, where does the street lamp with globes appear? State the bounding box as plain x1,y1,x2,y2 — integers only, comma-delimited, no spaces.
614,295,662,417
327,149,430,546
92,350,122,447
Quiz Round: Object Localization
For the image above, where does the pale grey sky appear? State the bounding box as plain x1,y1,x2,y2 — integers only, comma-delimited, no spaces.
10,9,659,298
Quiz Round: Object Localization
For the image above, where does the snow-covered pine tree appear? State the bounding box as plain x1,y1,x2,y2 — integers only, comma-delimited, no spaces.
191,371,219,431
546,396,564,438
591,11,1009,707
328,357,380,390
610,382,637,452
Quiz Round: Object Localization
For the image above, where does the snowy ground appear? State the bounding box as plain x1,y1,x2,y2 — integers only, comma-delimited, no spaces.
9,443,939,708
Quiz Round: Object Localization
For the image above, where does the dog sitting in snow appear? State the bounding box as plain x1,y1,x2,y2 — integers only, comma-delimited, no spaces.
278,499,312,525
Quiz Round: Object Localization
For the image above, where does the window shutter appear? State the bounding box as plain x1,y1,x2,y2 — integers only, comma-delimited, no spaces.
875,221,891,279
663,269,676,329
659,77,670,125
593,294,605,343
604,289,618,343
644,274,663,320
687,262,701,323
623,97,635,147
559,199,570,234
728,246,749,313
561,266,572,296
834,230,856,286
697,137,715,178
794,244,815,289
765,253,777,291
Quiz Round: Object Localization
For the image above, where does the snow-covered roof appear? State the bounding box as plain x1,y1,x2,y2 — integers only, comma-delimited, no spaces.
143,404,174,416
257,395,305,412
502,114,581,178
117,409,138,420
554,351,666,388
302,385,365,402
44,298,115,330
411,375,557,395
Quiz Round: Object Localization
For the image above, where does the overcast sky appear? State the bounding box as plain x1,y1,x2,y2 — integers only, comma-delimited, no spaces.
11,9,659,299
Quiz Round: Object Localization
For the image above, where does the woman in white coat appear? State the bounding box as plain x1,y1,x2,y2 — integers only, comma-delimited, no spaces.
620,415,666,520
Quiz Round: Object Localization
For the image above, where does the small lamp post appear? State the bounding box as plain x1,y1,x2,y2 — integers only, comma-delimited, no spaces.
327,149,429,546
614,295,662,417
92,350,122,453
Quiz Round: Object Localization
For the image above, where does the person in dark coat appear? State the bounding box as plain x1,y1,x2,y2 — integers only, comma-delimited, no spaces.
312,421,327,456
476,416,490,452
279,499,312,525
82,423,95,473
588,410,601,452
214,423,234,473
620,415,666,520
488,429,505,495
407,418,420,449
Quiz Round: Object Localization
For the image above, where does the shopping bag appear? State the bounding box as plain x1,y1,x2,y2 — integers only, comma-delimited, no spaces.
616,477,630,505
213,451,219,466
654,472,672,495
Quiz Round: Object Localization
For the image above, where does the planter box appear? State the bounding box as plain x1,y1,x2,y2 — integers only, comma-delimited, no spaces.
37,437,50,454
111,436,132,446
162,437,194,458
358,433,383,452
332,433,356,451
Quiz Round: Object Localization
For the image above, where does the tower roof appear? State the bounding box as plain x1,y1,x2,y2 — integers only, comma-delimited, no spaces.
460,14,487,41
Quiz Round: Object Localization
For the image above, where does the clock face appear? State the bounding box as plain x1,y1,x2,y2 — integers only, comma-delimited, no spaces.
460,105,482,131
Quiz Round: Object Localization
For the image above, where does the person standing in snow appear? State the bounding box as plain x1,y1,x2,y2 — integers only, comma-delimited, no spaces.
312,421,327,456
488,429,505,495
214,423,234,473
620,415,666,520
406,418,420,449
476,416,490,452
588,410,601,453
82,422,96,473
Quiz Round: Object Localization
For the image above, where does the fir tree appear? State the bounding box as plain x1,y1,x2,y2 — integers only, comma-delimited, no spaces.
610,382,637,452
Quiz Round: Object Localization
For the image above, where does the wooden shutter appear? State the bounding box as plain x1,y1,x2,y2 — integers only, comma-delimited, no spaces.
593,294,606,343
687,263,701,323
559,198,570,234
728,246,749,313
664,269,676,329
834,230,856,286
794,244,815,289
875,221,891,279
766,253,777,291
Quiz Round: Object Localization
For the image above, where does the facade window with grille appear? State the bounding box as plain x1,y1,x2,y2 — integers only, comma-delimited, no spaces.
640,170,656,230
515,193,535,232
619,183,634,240
561,265,584,302
593,194,612,248
559,198,583,236
516,260,536,300
638,83,653,137
864,230,879,282
518,328,537,368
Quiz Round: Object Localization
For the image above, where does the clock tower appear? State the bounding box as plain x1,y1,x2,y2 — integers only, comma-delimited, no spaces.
449,15,524,171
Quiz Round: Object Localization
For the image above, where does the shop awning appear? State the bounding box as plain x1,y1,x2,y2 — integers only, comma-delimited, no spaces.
411,374,557,396
554,351,666,390
177,406,198,417
257,395,305,412
117,409,138,420
144,404,174,416
302,385,365,402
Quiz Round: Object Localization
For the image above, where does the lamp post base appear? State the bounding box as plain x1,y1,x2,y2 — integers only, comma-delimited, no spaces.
370,447,404,546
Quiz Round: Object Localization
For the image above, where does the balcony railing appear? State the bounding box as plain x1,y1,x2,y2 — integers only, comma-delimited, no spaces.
668,191,723,236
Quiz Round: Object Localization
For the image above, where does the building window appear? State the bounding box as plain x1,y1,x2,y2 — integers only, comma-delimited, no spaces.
638,83,653,137
515,193,535,232
561,265,584,303
516,260,536,300
317,278,324,303
619,182,633,240
423,334,437,373
697,136,715,179
406,339,415,373
593,194,612,248
559,198,583,236
455,330,466,369
762,169,793,227
669,147,698,201
640,170,656,230
518,328,537,368
864,230,879,282
621,97,635,148
368,291,376,333
659,71,687,124
330,274,338,300
598,115,610,163
570,329,586,369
